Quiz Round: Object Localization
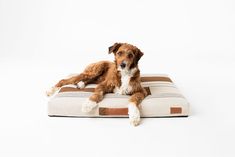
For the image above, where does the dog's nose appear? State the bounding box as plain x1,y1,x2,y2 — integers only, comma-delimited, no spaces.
120,62,126,69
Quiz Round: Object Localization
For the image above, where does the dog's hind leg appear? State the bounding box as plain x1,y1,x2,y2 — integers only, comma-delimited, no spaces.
46,73,95,97
46,75,81,97
46,61,110,97
55,61,108,87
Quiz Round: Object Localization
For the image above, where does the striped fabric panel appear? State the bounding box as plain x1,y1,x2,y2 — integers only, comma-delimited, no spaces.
56,76,183,99
56,75,184,116
56,91,184,99
49,75,188,117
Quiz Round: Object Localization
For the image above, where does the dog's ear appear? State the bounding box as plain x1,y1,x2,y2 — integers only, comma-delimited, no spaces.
135,49,144,62
130,49,144,69
108,43,122,54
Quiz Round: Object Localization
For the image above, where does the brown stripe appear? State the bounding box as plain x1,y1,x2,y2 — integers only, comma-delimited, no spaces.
58,76,171,93
59,86,152,95
170,107,182,114
59,87,95,93
99,107,128,115
141,76,172,82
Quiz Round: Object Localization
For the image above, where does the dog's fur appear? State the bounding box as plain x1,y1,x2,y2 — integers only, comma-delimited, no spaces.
46,43,147,126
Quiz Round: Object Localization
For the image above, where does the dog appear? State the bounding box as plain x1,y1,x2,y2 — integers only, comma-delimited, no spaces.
46,43,147,126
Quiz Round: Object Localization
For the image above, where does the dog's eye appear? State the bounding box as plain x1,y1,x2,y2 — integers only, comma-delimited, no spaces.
128,54,133,58
117,51,123,56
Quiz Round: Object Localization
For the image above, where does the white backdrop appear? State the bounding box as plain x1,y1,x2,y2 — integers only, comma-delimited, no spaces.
0,0,235,157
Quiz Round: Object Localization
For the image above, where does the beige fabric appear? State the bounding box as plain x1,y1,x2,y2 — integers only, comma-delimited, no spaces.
48,74,189,117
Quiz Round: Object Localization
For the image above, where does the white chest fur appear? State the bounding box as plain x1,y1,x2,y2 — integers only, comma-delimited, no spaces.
114,68,137,95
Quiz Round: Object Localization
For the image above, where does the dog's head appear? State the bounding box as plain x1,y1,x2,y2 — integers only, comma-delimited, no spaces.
108,43,144,71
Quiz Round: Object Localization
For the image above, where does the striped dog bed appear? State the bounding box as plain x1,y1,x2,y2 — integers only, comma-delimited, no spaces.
48,74,189,117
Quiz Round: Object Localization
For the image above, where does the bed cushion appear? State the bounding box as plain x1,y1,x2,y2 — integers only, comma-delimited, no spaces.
48,74,189,117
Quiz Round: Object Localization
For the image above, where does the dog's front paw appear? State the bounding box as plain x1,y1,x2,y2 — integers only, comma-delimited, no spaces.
46,87,59,97
128,103,141,126
82,99,98,113
77,81,85,89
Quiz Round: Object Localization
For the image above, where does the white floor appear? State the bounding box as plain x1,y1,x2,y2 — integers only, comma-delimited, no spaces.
0,56,234,157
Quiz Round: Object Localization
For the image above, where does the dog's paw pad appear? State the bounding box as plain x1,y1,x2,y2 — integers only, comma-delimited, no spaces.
46,87,59,97
77,81,85,89
82,99,97,113
128,103,141,126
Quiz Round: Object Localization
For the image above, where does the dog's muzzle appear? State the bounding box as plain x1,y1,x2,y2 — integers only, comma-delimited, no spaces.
120,62,126,69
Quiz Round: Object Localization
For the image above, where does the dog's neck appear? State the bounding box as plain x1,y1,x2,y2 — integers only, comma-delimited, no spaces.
114,67,138,95
118,67,137,77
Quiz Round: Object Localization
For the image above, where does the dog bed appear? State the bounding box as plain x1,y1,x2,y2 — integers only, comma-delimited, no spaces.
48,74,189,117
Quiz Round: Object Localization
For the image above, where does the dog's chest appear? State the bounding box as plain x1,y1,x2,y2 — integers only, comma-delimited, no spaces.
114,72,133,95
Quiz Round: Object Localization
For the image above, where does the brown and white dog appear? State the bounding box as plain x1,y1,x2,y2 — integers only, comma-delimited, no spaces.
46,43,147,126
